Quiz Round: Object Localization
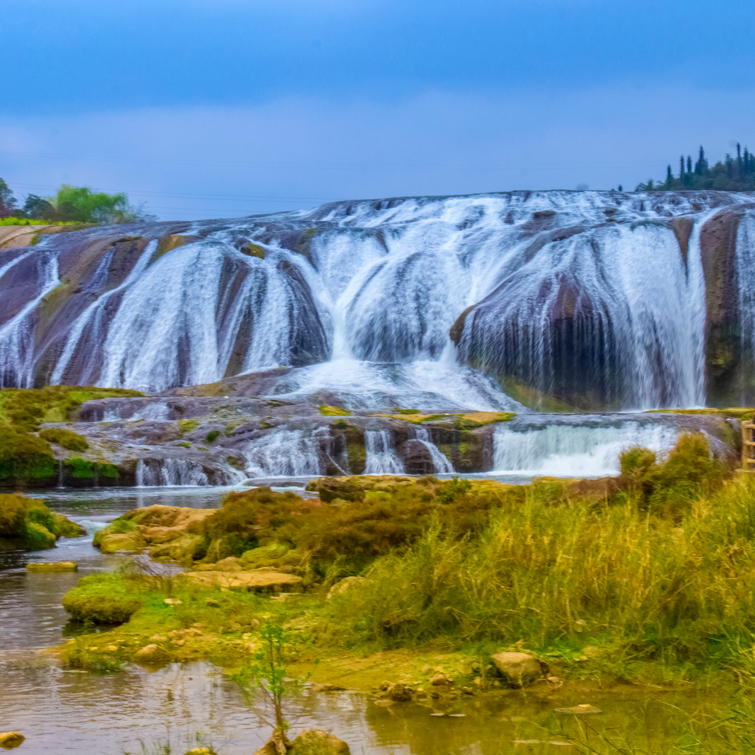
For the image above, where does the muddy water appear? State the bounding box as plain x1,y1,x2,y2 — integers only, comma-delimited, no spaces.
0,487,735,754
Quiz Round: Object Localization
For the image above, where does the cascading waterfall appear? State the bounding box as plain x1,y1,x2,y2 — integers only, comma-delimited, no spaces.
136,459,209,487
493,421,680,477
243,428,324,477
737,211,755,361
1,191,753,409
364,430,405,475
412,427,454,474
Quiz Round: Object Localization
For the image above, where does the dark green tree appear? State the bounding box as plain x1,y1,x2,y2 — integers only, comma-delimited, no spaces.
0,178,18,218
23,195,56,221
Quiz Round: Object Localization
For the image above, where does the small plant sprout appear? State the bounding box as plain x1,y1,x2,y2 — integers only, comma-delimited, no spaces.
229,622,311,753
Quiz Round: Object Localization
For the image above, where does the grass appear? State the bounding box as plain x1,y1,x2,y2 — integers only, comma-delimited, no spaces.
39,427,88,451
0,493,80,549
318,405,351,416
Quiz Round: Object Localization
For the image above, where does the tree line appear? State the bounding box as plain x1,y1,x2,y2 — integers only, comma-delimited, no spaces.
0,178,154,224
637,143,755,192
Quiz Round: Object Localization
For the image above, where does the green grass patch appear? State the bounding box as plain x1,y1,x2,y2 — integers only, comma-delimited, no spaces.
178,419,200,434
318,405,352,416
39,427,88,452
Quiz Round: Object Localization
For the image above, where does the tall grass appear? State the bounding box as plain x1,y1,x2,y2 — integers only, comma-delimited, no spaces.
334,456,755,671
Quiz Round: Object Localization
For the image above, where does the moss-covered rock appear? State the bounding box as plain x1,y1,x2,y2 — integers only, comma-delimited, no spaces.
62,574,143,624
39,427,88,452
0,429,56,485
0,493,82,550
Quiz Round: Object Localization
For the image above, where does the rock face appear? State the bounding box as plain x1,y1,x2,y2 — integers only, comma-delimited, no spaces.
176,570,302,592
288,730,351,755
490,651,548,688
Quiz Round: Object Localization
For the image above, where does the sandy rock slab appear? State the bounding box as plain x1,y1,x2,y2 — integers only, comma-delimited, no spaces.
176,569,302,592
490,651,548,688
26,561,77,572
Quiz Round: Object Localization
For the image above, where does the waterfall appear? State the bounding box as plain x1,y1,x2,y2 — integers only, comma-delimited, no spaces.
492,421,680,477
737,211,755,368
0,250,59,387
2,191,754,409
136,459,209,487
243,428,324,477
412,427,454,474
364,430,405,475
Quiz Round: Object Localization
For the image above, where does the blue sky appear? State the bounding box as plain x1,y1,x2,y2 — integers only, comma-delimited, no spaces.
2,0,754,219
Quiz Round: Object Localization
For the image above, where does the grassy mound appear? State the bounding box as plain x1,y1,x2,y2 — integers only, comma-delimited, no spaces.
39,427,88,452
62,573,144,624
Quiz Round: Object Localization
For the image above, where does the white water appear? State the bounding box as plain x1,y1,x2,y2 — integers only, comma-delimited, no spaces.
492,421,680,477
737,211,755,361
243,428,324,478
136,459,210,487
412,427,455,473
364,430,405,475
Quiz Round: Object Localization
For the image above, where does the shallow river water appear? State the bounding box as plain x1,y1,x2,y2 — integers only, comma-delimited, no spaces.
0,487,741,755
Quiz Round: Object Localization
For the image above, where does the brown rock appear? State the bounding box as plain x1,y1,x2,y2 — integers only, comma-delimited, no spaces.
490,652,548,688
0,731,25,748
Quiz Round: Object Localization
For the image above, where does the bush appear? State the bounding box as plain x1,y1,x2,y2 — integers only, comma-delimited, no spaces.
39,427,88,452
205,430,220,443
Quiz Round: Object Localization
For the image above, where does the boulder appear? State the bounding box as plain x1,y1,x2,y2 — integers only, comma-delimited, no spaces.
0,731,24,748
26,561,77,572
134,644,166,663
98,532,145,554
326,576,366,600
490,652,547,688
289,730,351,755
175,569,302,592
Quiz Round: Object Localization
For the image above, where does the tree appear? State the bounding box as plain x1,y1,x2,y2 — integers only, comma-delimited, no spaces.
49,185,155,224
680,155,685,179
23,195,56,221
230,622,312,754
665,165,674,188
694,146,708,176
687,156,693,174
0,178,18,218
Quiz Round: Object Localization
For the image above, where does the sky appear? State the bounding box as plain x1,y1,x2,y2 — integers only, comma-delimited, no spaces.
2,0,754,220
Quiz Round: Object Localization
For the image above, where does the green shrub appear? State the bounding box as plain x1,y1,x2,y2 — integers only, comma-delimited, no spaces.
205,430,221,443
39,427,88,452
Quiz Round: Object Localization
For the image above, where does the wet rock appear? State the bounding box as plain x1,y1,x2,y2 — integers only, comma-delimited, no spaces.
429,673,454,686
289,729,351,755
556,704,602,714
184,749,212,755
0,731,25,748
378,681,415,702
490,651,548,688
26,561,78,572
326,576,366,600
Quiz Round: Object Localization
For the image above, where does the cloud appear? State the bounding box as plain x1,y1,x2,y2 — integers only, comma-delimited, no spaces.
2,85,754,220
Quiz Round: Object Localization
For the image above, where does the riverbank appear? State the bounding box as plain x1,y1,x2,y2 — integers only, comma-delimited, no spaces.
52,435,755,694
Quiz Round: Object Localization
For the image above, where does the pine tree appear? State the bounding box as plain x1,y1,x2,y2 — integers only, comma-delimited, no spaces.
680,156,685,179
687,156,693,174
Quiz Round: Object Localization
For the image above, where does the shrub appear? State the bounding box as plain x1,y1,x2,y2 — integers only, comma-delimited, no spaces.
39,427,88,452
65,457,95,479
205,430,221,443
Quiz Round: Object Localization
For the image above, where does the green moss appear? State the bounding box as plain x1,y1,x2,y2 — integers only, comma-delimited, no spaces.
225,421,243,437
62,574,144,624
205,430,221,443
178,441,191,448
392,408,421,415
318,405,352,417
0,494,63,549
0,428,56,482
239,242,266,258
39,427,88,452
178,419,200,434
99,463,119,479
65,457,95,479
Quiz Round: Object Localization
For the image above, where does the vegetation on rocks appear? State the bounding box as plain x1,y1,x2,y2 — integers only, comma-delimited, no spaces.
0,493,84,550
63,431,755,691
0,386,139,486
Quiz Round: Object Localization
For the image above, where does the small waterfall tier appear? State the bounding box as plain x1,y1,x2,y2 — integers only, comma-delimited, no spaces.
1,190,755,410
